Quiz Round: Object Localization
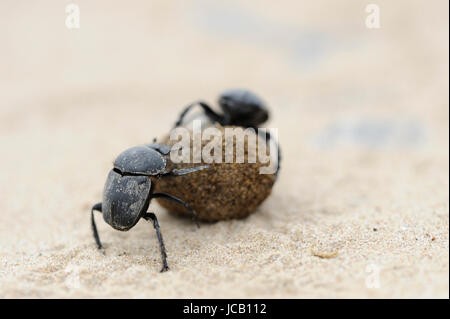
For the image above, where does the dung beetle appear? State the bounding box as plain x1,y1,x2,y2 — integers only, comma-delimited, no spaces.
174,88,281,178
174,88,269,128
91,143,208,272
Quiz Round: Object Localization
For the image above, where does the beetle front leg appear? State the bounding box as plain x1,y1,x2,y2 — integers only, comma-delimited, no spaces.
173,101,224,128
143,212,169,272
91,203,104,250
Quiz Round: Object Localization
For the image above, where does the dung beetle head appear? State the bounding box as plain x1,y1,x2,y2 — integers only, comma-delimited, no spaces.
102,170,151,231
101,145,167,231
218,89,269,127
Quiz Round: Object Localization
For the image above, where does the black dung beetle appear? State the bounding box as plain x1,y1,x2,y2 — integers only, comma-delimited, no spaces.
174,88,281,178
174,88,269,128
91,143,208,272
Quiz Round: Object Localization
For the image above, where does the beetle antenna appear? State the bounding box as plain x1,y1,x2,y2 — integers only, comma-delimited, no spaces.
91,203,104,250
143,212,169,272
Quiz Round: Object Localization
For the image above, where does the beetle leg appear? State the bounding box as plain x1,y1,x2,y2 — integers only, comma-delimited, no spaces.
162,165,209,176
143,212,169,272
152,192,200,228
173,101,224,128
91,203,104,250
146,143,172,155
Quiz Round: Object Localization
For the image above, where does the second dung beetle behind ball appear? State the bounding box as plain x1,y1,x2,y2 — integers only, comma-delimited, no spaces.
174,88,281,178
91,143,208,272
174,88,269,129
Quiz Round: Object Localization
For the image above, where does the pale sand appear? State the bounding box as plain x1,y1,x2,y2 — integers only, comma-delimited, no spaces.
0,0,448,298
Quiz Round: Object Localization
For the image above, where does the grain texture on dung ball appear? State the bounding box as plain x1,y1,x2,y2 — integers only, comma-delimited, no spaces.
153,125,276,222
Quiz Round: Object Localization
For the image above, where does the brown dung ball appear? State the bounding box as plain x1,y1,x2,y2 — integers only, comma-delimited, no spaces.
153,124,276,222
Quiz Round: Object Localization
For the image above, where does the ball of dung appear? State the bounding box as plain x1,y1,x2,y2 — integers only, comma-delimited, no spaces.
153,124,276,222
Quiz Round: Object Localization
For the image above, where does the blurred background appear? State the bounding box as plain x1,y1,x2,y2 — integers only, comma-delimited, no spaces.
0,0,448,298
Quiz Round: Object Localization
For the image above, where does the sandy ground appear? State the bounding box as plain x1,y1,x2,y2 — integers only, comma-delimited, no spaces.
0,0,448,298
